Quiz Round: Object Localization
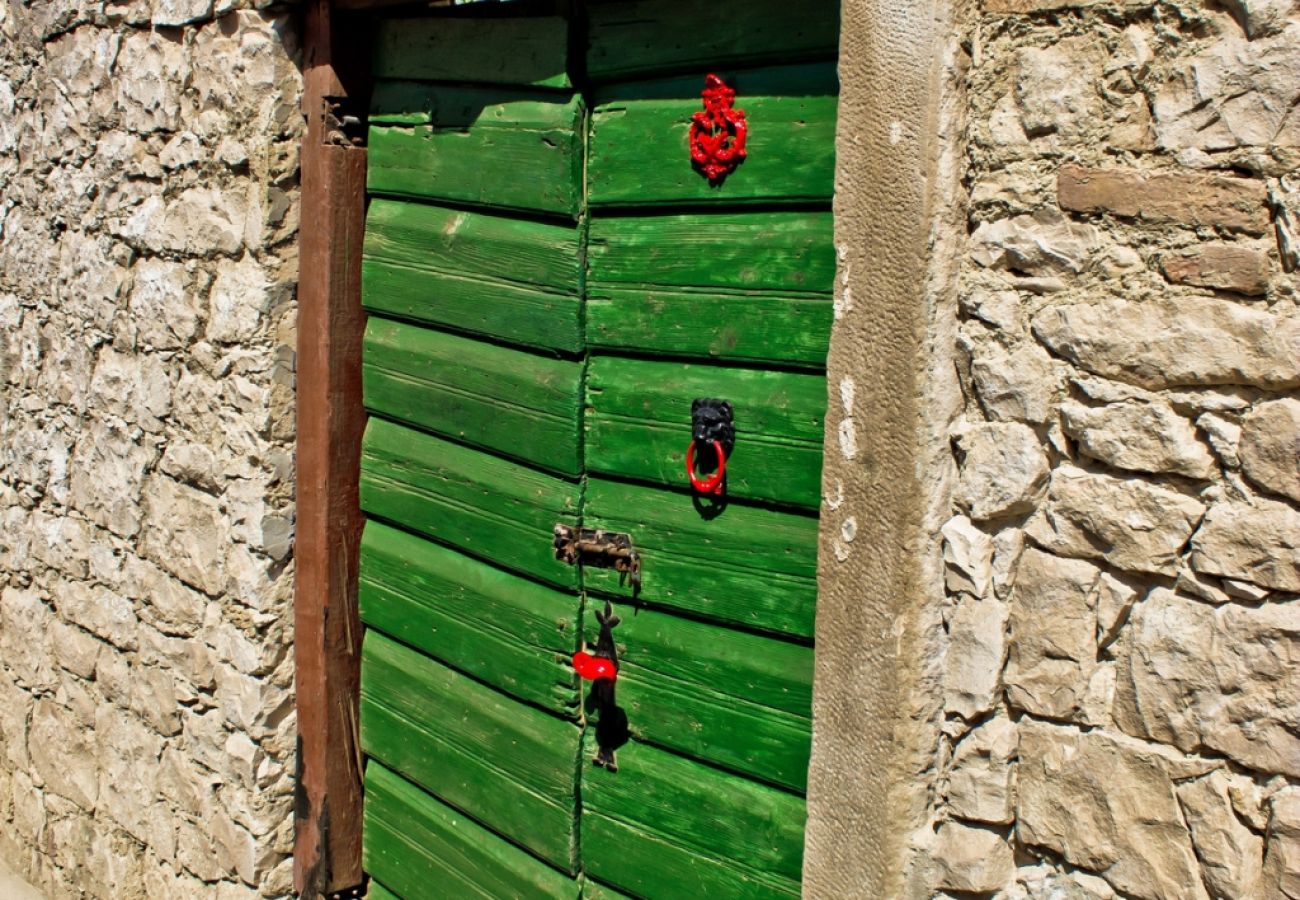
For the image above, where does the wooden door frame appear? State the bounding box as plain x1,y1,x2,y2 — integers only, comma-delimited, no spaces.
291,1,958,895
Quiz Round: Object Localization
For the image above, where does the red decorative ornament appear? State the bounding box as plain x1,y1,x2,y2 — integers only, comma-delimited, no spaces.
686,439,727,495
689,73,748,181
572,651,617,682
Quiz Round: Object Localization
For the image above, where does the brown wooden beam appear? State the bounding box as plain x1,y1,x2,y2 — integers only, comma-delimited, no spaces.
293,0,368,894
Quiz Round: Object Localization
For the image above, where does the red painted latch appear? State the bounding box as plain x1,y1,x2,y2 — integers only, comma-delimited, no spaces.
572,650,617,682
689,73,748,181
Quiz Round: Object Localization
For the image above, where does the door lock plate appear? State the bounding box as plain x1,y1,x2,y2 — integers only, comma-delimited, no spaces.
553,525,641,593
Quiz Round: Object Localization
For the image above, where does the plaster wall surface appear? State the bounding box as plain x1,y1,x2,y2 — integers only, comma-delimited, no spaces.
0,0,302,895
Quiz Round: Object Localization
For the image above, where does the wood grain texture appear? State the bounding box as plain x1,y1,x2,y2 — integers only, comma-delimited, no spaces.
368,82,583,217
360,418,580,588
588,604,812,790
364,317,583,476
584,478,819,638
586,356,826,510
583,881,635,900
588,212,836,293
373,15,571,88
366,881,402,900
587,0,839,82
359,521,580,716
363,198,582,352
364,763,578,900
582,736,805,899
361,632,582,872
589,64,838,207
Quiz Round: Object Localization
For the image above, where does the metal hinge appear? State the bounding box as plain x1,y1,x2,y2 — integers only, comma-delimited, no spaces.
554,525,641,594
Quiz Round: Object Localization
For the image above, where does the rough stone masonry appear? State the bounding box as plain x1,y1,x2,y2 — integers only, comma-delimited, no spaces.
0,0,301,896
914,0,1300,897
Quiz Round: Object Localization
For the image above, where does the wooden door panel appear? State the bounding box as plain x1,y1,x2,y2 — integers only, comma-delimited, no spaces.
363,199,582,353
373,16,572,89
364,317,583,476
364,764,578,900
586,356,826,510
587,0,839,82
368,83,584,217
361,633,582,872
360,418,579,589
587,606,812,791
588,64,837,207
359,521,580,716
581,736,805,899
583,478,818,639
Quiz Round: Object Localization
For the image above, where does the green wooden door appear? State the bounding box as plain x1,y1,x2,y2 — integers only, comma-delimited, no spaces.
358,3,839,897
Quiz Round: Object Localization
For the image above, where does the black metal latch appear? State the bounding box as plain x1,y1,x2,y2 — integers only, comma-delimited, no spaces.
553,525,641,594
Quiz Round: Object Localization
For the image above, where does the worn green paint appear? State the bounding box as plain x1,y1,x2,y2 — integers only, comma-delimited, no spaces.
364,317,583,475
360,418,579,588
373,16,571,89
583,881,635,900
586,356,826,510
587,605,813,791
369,83,584,217
584,478,819,639
364,764,578,900
589,64,837,207
362,633,582,872
582,736,805,899
359,521,580,716
587,0,840,82
363,199,582,352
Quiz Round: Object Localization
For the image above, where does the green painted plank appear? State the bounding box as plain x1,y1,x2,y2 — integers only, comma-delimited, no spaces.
583,478,818,639
359,521,580,716
588,288,831,368
586,604,812,791
586,357,826,510
582,880,635,900
587,0,840,82
362,199,582,353
582,737,805,899
360,418,580,588
362,633,582,872
368,83,584,217
587,212,836,294
589,64,838,207
364,764,578,900
364,318,583,476
373,16,571,89
367,881,402,900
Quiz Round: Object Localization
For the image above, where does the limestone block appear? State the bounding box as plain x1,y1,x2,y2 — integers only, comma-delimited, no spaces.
152,0,214,26
961,289,1024,335
972,341,1056,424
121,556,207,636
1006,548,1101,720
127,259,202,350
1014,38,1105,141
947,716,1017,824
1017,721,1209,900
1026,466,1205,576
214,666,291,742
970,209,1099,275
1152,19,1300,151
1061,399,1216,479
941,515,994,597
177,814,227,882
1096,572,1138,647
29,700,97,811
932,822,1015,893
1019,866,1118,898
159,188,247,256
944,594,1009,719
55,231,127,332
207,255,268,344
53,580,137,651
94,704,166,852
985,0,1147,10
0,588,57,692
1198,412,1243,469
1162,243,1272,296
141,476,229,596
1057,164,1269,233
68,421,155,538
1177,772,1264,899
956,422,1049,520
114,30,187,133
1263,788,1300,900
1115,588,1300,777
1220,0,1298,38
1033,296,1300,390
1240,399,1300,503
49,620,101,680
1191,499,1300,592
991,527,1026,600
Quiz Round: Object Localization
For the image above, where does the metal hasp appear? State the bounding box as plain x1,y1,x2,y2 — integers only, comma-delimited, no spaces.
689,73,748,182
553,524,642,594
688,398,734,495
581,599,630,771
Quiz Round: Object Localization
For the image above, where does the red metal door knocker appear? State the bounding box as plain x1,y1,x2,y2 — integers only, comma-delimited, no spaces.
687,398,734,496
689,74,747,182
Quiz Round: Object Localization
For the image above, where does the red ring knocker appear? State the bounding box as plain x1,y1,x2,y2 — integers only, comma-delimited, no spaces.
686,439,726,495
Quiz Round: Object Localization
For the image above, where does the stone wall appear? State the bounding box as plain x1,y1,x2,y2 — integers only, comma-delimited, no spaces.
914,1,1300,897
0,0,302,896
